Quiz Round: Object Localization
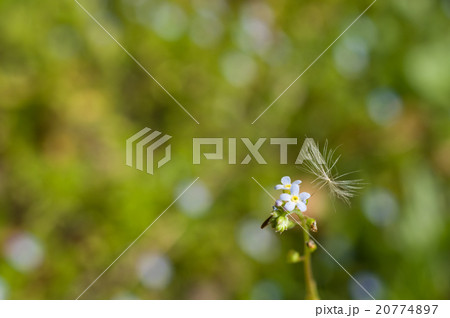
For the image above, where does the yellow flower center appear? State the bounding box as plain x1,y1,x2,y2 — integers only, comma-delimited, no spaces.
285,184,291,189
291,195,299,202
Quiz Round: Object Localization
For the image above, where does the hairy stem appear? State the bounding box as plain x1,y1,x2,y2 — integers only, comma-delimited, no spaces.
302,219,320,300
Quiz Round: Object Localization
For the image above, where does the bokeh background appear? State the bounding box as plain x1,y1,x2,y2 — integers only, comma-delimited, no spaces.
1,0,449,300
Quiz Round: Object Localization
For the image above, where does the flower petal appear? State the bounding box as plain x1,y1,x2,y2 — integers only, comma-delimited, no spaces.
285,201,295,211
297,201,307,212
300,192,311,202
292,180,302,185
281,176,291,185
290,183,300,196
274,184,284,190
279,193,291,201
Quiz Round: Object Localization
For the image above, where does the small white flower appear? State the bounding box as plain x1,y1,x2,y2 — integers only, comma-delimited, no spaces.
279,184,311,212
274,176,302,190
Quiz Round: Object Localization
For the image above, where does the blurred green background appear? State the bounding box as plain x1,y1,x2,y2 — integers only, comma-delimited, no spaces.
1,0,449,300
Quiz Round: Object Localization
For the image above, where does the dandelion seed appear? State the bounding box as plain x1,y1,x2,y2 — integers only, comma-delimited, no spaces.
300,140,364,205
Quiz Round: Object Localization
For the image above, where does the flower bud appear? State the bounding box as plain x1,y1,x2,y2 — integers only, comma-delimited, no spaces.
274,200,283,207
271,209,281,218
276,216,290,233
306,218,318,232
287,250,303,263
306,240,317,252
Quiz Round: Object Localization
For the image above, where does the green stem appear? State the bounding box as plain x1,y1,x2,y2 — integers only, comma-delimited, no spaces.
302,219,320,300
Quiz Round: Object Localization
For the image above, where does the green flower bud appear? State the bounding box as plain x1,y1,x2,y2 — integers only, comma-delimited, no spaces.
271,209,282,218
306,218,318,232
287,249,303,263
276,216,290,233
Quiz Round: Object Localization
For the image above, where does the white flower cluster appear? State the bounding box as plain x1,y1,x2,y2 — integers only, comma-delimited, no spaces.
274,176,311,213
262,176,313,233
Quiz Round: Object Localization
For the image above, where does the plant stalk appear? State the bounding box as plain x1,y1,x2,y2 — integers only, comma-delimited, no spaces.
302,219,320,300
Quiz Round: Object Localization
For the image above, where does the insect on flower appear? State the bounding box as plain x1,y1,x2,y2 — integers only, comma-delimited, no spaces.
260,215,273,229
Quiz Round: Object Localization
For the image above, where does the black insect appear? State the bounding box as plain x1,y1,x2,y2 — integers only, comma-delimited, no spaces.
260,215,273,229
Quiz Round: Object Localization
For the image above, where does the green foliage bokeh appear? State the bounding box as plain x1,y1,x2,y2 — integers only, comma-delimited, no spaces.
0,0,449,299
